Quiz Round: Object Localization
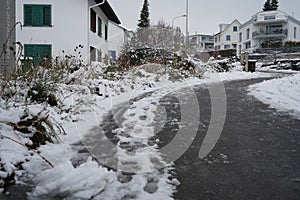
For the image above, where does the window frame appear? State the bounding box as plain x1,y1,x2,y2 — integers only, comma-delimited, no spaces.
90,9,96,32
105,25,108,41
246,28,250,40
24,4,52,27
24,44,52,64
226,35,231,41
224,44,230,49
98,17,102,37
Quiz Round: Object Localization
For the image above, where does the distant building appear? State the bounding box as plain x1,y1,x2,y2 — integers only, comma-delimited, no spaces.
108,22,133,61
15,0,121,64
188,34,214,52
237,10,300,56
214,19,241,51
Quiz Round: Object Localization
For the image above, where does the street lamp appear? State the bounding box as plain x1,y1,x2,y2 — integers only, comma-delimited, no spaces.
172,14,186,28
185,0,189,44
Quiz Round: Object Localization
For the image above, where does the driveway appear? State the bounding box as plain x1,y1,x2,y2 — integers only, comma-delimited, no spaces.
156,78,300,200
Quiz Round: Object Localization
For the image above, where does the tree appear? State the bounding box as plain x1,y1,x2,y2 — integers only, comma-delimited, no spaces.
270,0,279,10
263,0,279,11
263,0,271,11
137,0,150,28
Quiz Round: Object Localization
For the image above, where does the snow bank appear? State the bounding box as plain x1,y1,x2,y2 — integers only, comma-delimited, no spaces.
248,73,300,119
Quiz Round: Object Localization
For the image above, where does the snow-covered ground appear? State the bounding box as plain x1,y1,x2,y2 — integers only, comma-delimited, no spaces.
248,73,300,119
0,61,277,199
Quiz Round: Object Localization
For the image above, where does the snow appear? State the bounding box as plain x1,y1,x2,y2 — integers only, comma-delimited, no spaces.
248,73,300,119
0,60,278,199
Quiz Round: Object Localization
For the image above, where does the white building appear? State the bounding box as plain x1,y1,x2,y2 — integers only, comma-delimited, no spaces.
108,22,133,61
214,19,241,51
237,10,300,56
189,34,214,52
15,0,121,64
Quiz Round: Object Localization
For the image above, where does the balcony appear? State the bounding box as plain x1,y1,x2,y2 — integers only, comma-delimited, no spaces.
252,29,288,39
252,14,288,25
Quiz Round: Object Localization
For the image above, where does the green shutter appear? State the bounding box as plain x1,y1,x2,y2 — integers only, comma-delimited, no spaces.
24,45,34,58
43,5,51,26
24,5,51,26
98,17,102,37
32,5,43,26
24,44,52,65
24,5,33,26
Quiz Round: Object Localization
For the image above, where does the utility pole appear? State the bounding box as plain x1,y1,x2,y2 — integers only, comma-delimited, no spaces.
185,0,189,44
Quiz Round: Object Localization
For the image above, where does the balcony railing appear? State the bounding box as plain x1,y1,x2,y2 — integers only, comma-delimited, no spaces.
252,29,288,39
252,14,288,24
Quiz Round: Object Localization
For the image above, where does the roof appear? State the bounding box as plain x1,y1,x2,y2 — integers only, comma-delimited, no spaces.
96,0,121,24
214,19,241,36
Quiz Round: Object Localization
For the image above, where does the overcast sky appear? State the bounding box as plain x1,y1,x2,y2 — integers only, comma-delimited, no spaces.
109,0,300,35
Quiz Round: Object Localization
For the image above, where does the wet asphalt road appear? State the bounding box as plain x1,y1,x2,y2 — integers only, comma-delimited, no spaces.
2,77,300,200
156,78,300,200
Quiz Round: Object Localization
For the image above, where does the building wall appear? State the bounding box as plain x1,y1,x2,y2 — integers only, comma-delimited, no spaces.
189,34,214,52
16,0,110,62
237,10,300,56
108,22,125,60
0,0,16,75
214,20,240,51
88,0,109,61
287,20,300,41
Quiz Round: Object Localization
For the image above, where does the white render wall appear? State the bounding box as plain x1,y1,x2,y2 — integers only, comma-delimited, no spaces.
237,10,300,56
88,0,109,60
214,20,241,51
16,0,110,62
108,22,125,59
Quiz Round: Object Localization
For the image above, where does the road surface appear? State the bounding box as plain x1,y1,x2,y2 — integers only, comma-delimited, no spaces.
156,78,300,200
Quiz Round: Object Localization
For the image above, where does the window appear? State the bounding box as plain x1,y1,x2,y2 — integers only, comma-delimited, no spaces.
264,15,276,20
224,44,230,49
233,26,238,32
294,27,297,39
266,25,282,35
90,9,96,32
24,5,51,26
98,17,102,37
24,44,52,64
190,37,197,44
245,41,251,49
105,25,108,40
239,32,242,42
226,35,231,41
90,46,96,61
246,28,250,40
215,37,217,42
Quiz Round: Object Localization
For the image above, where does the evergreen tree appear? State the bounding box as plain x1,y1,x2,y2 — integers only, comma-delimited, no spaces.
270,0,279,10
137,0,150,28
263,0,271,11
263,0,279,11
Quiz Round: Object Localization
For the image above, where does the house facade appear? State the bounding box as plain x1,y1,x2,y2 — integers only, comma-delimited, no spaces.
189,34,214,52
15,0,121,64
237,10,300,56
214,19,241,51
108,22,132,61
